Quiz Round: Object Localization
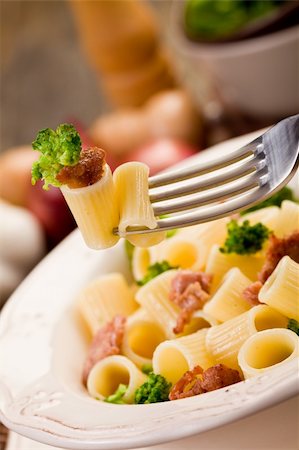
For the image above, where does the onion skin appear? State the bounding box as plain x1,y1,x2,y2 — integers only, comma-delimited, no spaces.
0,146,38,207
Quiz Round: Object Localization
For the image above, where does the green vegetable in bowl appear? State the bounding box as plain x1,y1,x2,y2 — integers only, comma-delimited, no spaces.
220,219,270,255
134,373,172,404
104,384,128,404
31,124,81,189
184,0,286,41
287,318,299,336
137,261,178,286
241,186,297,215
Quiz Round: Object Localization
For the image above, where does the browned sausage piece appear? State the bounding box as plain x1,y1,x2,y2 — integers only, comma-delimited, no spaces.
258,231,299,283
82,315,126,385
169,364,242,401
169,271,212,334
243,281,263,306
56,147,106,188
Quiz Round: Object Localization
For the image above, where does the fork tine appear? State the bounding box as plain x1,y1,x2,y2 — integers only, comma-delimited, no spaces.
152,170,265,216
149,153,266,203
149,138,262,188
120,177,270,236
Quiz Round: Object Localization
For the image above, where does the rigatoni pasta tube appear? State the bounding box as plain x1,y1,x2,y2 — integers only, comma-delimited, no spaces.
61,164,119,249
113,162,165,247
135,269,180,338
181,310,219,336
77,273,138,336
272,200,299,237
121,308,167,368
206,305,288,371
238,328,299,379
61,164,119,250
203,268,252,322
153,329,214,384
258,256,299,321
150,236,205,271
241,206,280,229
177,217,229,268
132,247,151,281
205,244,264,293
87,355,147,403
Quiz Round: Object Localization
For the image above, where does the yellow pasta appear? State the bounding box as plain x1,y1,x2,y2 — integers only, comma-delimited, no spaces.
87,355,147,403
113,162,165,247
271,200,299,237
238,328,299,379
121,308,167,368
135,269,180,339
205,244,264,293
150,235,206,271
203,268,253,322
258,256,299,321
153,329,214,384
177,217,229,268
61,164,119,249
241,205,280,229
132,247,151,281
206,305,288,371
77,273,138,336
182,309,219,336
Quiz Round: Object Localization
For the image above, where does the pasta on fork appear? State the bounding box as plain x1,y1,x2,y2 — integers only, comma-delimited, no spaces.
31,124,164,249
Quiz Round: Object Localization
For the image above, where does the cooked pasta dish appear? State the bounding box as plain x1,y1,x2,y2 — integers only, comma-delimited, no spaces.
30,123,299,404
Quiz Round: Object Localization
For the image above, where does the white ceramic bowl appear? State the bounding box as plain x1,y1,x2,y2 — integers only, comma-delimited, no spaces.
169,1,299,118
0,131,298,450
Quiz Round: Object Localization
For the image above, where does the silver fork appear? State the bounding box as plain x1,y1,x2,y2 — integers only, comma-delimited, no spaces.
115,114,299,236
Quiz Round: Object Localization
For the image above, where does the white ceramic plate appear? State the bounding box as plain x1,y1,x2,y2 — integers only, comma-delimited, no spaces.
0,131,298,450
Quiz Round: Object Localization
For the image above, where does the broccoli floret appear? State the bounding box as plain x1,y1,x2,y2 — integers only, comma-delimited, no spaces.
104,384,127,404
134,373,171,404
159,214,178,238
137,261,178,286
241,186,297,215
31,123,81,189
287,318,299,336
124,240,135,266
141,364,153,375
220,219,270,255
166,229,178,238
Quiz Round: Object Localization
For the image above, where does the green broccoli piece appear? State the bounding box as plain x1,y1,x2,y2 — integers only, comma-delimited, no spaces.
104,384,128,404
241,186,297,215
134,373,171,404
141,364,153,375
31,123,81,189
166,229,178,238
124,240,135,266
159,215,178,238
137,260,178,286
287,318,299,336
220,219,270,255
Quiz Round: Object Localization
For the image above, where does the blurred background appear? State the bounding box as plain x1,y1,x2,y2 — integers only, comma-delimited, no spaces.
0,0,298,305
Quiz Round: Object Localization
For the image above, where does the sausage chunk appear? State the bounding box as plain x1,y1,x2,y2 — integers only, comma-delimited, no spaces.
82,315,126,386
57,147,106,189
169,364,242,400
258,231,299,283
243,231,299,305
243,281,263,306
169,270,212,334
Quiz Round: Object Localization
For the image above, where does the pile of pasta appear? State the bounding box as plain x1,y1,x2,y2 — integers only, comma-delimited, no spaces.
78,199,299,404
61,161,165,249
